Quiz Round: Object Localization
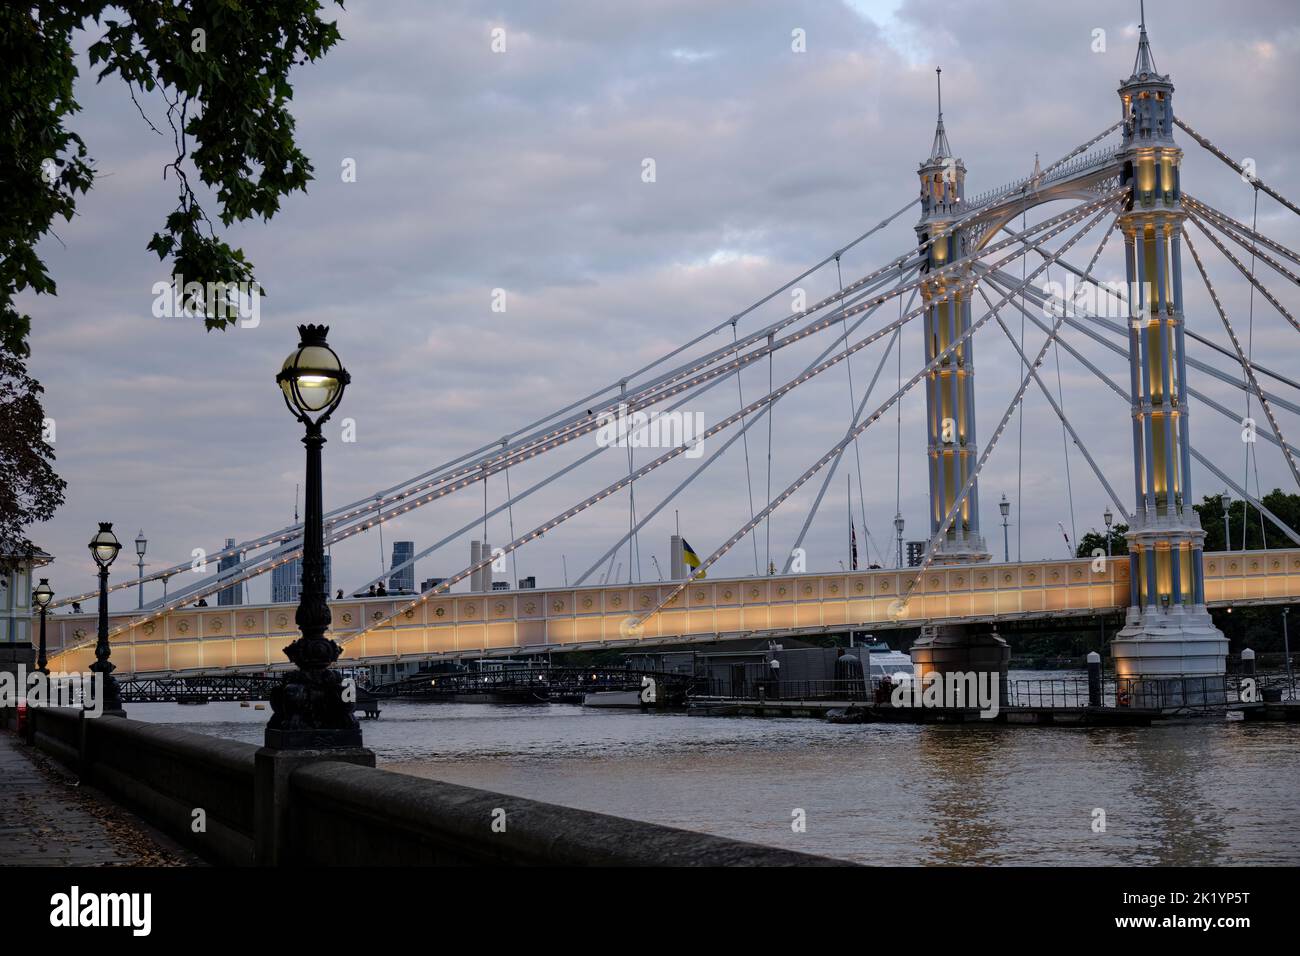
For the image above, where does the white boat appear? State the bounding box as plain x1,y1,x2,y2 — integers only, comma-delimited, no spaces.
864,641,915,682
581,689,644,708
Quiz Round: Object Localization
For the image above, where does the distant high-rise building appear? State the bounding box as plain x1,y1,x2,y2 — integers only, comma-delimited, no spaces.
906,541,926,568
217,538,244,606
389,541,414,593
470,540,494,592
491,581,508,591
518,576,536,589
420,577,446,593
271,545,331,603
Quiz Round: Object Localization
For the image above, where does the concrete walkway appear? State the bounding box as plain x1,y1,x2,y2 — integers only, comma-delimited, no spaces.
0,730,191,866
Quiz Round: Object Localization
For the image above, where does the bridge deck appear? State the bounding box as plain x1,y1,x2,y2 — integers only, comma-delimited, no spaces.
42,550,1300,676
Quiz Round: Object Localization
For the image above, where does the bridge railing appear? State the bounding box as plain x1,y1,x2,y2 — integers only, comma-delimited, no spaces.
965,144,1121,211
694,677,873,702
1006,674,1295,710
693,672,1296,710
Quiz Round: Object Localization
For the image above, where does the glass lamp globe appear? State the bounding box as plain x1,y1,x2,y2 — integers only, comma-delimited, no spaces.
89,522,122,569
277,324,350,424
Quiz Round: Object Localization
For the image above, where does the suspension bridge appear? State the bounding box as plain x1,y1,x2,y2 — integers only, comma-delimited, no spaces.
42,15,1300,694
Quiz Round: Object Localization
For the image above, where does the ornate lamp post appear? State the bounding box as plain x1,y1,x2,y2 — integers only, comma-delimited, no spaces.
893,512,905,569
268,325,360,748
134,529,147,609
1220,491,1232,552
88,523,125,716
1103,506,1114,559
33,578,53,675
1000,495,1011,563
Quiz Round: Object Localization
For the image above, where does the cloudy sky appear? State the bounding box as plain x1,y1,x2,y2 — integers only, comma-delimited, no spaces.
23,0,1300,607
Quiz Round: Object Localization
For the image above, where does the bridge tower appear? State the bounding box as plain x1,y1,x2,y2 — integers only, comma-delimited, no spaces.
908,70,1007,691
914,69,991,566
1110,16,1227,700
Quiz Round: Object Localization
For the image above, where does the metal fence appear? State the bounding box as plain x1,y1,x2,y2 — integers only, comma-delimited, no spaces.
695,672,1296,712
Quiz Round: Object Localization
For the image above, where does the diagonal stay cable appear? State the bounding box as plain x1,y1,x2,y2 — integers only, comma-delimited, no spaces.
988,269,1300,464
364,276,913,599
1183,225,1300,494
576,271,920,587
1185,196,1300,283
974,240,1131,520
984,264,1300,415
627,204,1118,629
1175,117,1300,219
782,291,918,573
82,196,1119,651
337,202,1120,650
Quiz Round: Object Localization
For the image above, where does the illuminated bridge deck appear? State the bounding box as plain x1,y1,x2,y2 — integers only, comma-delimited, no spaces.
44,550,1300,676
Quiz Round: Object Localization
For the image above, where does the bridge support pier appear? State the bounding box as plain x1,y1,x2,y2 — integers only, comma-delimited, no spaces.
1111,605,1228,707
908,624,1009,703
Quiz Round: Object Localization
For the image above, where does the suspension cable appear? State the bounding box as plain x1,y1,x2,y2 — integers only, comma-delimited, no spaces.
628,204,1117,629
836,254,879,565
784,290,917,571
894,262,904,568
1183,226,1300,495
77,197,1119,645
731,321,761,575
1175,117,1300,218
577,269,919,586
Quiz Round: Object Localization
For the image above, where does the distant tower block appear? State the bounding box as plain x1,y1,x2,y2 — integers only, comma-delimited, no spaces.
915,68,990,567
908,68,1007,690
1109,16,1227,703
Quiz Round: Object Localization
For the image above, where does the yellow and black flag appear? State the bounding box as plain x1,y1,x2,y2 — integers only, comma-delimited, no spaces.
681,538,705,578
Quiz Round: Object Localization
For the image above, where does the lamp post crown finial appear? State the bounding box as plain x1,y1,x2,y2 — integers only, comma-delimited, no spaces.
297,324,331,347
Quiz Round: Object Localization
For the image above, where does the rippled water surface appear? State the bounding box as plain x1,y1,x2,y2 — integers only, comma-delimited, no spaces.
135,682,1300,865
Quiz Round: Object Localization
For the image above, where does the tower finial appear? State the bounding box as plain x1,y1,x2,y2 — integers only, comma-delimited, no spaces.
928,66,952,160
1132,0,1158,75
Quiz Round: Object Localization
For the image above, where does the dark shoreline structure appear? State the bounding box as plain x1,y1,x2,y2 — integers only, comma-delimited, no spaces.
1,708,841,867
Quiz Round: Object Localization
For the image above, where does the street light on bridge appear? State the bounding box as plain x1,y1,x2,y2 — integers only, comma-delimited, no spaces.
32,578,53,676
1000,495,1011,563
1220,490,1232,552
88,523,125,716
134,529,147,609
269,324,361,749
893,512,905,569
1103,506,1113,559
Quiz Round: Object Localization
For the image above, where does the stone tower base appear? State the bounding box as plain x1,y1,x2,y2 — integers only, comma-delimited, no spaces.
1110,603,1229,709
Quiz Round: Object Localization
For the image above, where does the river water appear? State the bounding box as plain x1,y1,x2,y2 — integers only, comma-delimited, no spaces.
132,674,1300,866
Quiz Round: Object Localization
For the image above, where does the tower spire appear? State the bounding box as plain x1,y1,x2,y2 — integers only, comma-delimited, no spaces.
1132,0,1158,76
929,67,952,160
